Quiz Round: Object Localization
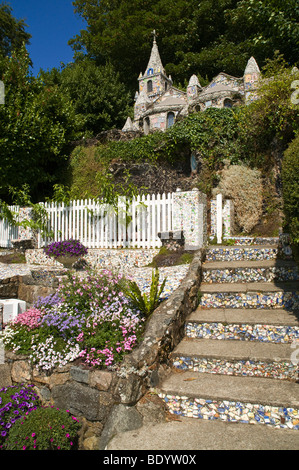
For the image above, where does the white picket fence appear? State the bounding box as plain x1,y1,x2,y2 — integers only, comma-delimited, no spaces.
0,194,174,249
42,193,174,249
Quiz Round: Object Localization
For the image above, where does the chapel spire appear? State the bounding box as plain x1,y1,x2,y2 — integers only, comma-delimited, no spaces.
144,30,165,75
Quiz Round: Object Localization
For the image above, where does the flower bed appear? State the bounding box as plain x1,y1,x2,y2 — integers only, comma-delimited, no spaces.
2,269,145,371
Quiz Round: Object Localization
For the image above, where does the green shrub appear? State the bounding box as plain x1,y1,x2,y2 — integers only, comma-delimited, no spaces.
282,134,299,244
121,268,166,318
4,406,81,450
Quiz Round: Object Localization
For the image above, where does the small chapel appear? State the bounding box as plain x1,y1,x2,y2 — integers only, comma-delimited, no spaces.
122,32,261,135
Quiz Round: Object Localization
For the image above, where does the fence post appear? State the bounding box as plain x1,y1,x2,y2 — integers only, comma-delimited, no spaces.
172,188,207,250
216,193,223,244
15,207,39,249
223,199,234,237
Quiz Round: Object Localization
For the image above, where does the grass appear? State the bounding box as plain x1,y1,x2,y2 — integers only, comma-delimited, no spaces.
0,252,26,264
147,247,195,268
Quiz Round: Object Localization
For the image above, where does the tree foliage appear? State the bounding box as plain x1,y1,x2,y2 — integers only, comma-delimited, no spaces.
282,134,299,244
59,59,132,136
0,2,31,58
70,0,299,92
0,45,83,203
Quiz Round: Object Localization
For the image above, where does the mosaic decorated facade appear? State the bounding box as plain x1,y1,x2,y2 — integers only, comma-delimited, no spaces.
123,33,261,134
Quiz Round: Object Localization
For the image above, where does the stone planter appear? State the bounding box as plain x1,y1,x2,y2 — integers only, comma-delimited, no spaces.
56,256,80,269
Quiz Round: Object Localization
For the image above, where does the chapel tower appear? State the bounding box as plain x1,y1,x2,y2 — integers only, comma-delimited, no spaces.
137,30,172,101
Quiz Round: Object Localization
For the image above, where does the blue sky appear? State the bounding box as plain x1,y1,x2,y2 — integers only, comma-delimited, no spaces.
5,0,86,75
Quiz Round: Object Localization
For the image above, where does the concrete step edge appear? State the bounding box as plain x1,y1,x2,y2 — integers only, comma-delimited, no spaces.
159,370,299,409
172,338,297,363
188,308,299,327
199,281,299,293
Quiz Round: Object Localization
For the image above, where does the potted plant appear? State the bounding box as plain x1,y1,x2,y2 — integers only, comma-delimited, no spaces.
43,239,88,269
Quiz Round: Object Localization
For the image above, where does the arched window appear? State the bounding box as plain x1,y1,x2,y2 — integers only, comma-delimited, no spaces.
167,112,175,128
147,80,153,93
147,68,153,76
224,98,232,108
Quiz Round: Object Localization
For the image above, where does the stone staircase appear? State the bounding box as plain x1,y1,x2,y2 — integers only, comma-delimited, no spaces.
158,238,299,438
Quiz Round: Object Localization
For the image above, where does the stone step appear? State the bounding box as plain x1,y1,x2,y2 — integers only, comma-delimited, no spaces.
199,281,299,310
185,308,299,343
202,259,299,283
106,415,299,450
158,371,299,429
205,245,279,262
171,338,298,381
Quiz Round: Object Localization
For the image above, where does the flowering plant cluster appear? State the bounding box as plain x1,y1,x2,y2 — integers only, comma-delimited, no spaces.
3,269,144,371
0,385,81,450
43,239,88,259
0,384,41,448
4,405,80,450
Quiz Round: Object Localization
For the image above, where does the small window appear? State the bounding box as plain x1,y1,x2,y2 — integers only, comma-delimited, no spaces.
144,117,150,135
165,82,168,91
147,68,153,76
147,80,153,93
167,112,175,128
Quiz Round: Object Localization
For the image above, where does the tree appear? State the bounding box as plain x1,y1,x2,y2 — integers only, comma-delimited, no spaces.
0,45,83,203
0,2,31,58
59,59,132,135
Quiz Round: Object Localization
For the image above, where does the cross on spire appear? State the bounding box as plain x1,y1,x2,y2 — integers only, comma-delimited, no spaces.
151,29,157,42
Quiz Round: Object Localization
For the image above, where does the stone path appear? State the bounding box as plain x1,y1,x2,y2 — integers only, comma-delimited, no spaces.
108,238,299,450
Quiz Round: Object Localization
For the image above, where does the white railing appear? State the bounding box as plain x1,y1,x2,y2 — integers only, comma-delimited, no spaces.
0,206,20,248
40,193,173,249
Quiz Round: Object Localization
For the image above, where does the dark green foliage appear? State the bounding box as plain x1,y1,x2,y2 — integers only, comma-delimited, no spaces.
59,60,132,136
281,134,299,244
0,3,31,58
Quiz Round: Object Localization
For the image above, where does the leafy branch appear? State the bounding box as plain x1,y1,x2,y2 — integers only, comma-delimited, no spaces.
121,268,167,318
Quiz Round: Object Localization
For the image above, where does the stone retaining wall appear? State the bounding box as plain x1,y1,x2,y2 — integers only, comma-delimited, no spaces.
0,249,204,450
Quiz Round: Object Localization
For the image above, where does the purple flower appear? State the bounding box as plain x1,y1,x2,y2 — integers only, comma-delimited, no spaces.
43,239,88,259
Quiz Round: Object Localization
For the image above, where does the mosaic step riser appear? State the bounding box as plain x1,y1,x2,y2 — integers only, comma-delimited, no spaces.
158,393,299,430
202,267,299,284
199,292,299,310
172,356,298,381
205,248,279,262
185,322,299,344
